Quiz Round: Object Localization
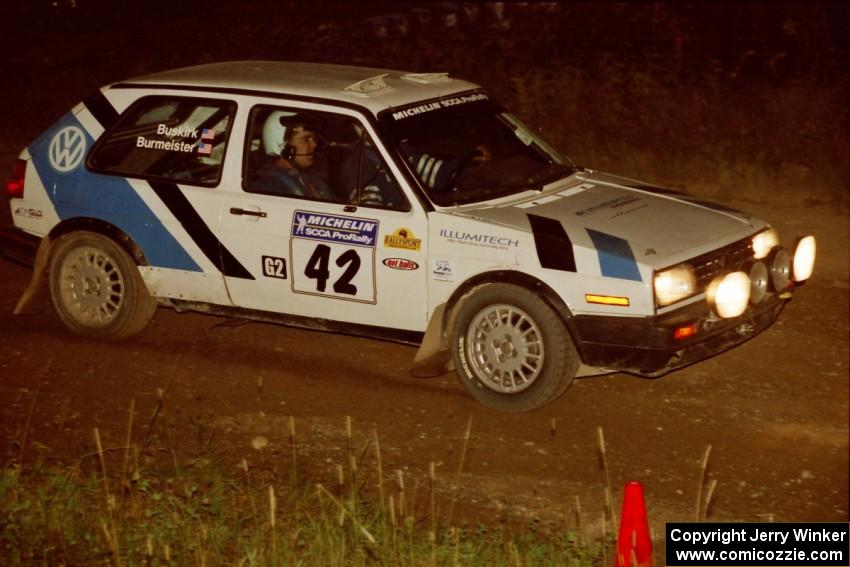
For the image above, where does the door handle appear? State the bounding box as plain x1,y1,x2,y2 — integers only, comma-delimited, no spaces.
229,207,267,218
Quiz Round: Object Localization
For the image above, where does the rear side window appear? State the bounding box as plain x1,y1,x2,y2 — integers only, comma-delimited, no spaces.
88,96,236,186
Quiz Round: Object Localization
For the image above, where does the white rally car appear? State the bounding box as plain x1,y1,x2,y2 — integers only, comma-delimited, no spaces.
2,61,816,411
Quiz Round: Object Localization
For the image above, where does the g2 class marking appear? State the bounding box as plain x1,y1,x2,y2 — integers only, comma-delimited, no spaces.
261,255,287,279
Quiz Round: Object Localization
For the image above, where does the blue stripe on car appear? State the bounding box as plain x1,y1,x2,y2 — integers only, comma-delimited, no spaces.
28,112,202,272
586,228,642,282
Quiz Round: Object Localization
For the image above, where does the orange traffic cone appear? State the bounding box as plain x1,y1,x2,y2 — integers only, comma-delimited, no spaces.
614,481,653,567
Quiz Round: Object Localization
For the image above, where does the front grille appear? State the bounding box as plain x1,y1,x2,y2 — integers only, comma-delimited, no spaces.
690,236,755,290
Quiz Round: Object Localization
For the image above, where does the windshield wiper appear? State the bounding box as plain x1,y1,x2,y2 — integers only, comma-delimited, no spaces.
525,163,577,190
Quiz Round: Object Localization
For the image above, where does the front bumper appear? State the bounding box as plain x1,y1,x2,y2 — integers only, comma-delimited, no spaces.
572,294,787,377
0,227,39,268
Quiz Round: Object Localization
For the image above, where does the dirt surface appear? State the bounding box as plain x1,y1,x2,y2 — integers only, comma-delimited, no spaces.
1,188,847,547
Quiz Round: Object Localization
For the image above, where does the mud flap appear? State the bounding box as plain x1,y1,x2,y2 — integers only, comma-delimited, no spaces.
411,303,452,378
14,237,52,315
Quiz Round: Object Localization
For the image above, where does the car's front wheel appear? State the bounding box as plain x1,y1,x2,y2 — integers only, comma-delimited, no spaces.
451,283,579,412
48,231,156,340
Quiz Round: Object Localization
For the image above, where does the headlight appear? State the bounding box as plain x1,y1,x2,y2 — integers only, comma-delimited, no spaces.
792,235,816,282
654,264,696,306
752,228,779,260
707,271,751,318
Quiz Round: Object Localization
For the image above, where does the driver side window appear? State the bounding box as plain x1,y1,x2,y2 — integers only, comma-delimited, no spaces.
243,105,407,210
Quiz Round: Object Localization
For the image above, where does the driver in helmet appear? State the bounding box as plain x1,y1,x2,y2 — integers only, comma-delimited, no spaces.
252,112,335,200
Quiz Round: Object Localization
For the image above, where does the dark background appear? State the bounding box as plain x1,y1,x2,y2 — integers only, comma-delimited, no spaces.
1,1,847,206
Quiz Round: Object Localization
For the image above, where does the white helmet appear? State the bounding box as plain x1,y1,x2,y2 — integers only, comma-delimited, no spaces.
261,110,296,157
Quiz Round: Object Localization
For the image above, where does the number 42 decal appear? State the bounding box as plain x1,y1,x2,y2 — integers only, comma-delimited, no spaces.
291,241,376,303
304,244,360,295
289,210,378,304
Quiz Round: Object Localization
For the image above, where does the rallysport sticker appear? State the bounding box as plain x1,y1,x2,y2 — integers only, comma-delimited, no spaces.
384,227,422,251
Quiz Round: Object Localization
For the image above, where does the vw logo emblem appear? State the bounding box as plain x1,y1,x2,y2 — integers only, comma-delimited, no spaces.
48,126,86,173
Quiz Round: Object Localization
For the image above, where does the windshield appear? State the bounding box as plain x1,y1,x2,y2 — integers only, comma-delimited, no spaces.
379,92,576,206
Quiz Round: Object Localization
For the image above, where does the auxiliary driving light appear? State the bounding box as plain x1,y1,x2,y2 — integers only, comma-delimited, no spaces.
792,235,816,282
707,271,751,318
748,261,769,304
769,248,791,292
752,228,779,260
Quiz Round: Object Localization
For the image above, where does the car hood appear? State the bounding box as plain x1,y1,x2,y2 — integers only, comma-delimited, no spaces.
448,171,764,267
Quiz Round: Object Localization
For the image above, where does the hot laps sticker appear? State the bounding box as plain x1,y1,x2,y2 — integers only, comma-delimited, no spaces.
383,258,419,270
384,227,422,251
391,92,489,121
290,211,378,304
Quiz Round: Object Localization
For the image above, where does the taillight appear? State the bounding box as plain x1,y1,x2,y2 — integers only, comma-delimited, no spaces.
6,159,26,198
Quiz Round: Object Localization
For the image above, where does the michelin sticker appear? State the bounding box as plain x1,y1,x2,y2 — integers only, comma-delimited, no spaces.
384,227,422,251
290,210,378,304
391,93,488,121
48,126,86,172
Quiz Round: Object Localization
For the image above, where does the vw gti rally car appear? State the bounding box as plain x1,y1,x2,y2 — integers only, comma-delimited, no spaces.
1,62,816,411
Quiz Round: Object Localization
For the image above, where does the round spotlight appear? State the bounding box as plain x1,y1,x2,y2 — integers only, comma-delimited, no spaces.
792,235,816,282
749,261,768,304
752,228,779,260
769,248,791,292
707,271,751,319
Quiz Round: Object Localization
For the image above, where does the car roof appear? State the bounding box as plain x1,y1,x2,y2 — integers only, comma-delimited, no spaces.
120,61,481,115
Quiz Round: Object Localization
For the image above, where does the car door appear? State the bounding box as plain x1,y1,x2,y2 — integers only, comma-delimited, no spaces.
216,100,430,332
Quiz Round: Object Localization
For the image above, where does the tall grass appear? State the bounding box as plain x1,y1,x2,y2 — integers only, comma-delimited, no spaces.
0,411,607,566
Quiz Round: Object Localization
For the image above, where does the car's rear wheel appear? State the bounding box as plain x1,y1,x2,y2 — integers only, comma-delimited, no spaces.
48,231,156,340
451,283,579,412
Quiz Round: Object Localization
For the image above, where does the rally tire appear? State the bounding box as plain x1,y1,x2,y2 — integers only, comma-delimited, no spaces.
48,231,157,340
451,283,579,412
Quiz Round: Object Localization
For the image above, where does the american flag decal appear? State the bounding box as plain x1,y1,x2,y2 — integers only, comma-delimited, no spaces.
198,129,215,155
